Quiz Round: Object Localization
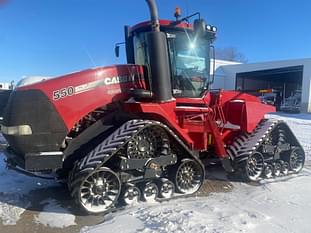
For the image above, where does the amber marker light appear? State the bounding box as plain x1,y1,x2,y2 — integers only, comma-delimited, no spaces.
174,7,182,20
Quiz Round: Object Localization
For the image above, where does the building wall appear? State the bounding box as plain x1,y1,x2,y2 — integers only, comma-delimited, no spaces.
210,59,240,89
217,58,311,113
0,83,10,90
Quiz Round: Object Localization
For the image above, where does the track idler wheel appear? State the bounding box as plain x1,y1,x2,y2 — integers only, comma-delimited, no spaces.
273,161,282,177
263,163,273,179
245,152,265,181
288,147,305,173
281,161,290,175
142,182,159,202
174,159,204,195
72,167,121,214
121,184,141,206
158,179,175,199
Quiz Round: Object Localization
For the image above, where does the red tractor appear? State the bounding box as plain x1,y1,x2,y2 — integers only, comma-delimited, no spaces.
0,0,305,214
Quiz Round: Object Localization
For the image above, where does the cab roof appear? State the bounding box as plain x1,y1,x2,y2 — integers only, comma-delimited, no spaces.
130,19,193,33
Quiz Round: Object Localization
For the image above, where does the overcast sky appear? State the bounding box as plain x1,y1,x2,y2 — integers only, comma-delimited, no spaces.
0,0,310,82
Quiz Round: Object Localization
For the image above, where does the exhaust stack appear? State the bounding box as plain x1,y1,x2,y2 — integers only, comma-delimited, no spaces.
145,0,160,32
145,0,172,102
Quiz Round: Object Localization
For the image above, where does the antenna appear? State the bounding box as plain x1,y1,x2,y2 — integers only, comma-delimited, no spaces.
183,0,189,17
83,46,97,68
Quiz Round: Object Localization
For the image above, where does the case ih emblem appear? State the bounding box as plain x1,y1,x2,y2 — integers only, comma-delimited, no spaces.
52,74,138,100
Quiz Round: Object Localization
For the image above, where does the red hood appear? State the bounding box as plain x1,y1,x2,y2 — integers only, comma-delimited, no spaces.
17,64,146,130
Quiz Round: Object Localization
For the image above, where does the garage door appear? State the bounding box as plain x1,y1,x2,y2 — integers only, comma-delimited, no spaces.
236,65,303,99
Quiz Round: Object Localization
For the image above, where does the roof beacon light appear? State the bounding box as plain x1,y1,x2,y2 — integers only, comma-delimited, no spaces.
174,7,182,20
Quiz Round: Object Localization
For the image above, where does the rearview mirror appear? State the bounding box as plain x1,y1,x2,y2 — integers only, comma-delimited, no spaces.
114,42,125,58
115,45,120,58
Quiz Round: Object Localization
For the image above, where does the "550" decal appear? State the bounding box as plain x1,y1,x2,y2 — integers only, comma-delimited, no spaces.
53,86,74,100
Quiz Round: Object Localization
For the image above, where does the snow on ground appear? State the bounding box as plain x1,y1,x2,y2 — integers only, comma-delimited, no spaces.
82,113,311,233
0,155,51,225
0,154,77,227
34,199,76,228
0,135,77,228
0,192,29,226
82,169,311,233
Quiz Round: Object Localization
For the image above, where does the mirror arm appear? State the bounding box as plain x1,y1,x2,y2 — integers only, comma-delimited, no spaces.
114,42,125,58
210,45,216,85
171,12,201,26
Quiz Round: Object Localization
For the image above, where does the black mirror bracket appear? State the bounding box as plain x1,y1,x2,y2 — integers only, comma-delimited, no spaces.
114,42,125,58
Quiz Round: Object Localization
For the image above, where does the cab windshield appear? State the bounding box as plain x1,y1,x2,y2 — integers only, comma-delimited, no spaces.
168,32,210,97
133,30,211,98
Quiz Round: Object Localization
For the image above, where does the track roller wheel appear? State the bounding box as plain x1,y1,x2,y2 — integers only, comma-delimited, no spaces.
273,161,282,177
121,184,141,206
288,147,305,173
263,163,273,179
142,182,159,202
281,161,290,175
174,159,204,194
245,152,264,181
72,167,121,214
158,179,175,199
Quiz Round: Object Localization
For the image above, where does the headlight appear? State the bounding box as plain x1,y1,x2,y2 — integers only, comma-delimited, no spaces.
206,24,212,31
1,125,33,135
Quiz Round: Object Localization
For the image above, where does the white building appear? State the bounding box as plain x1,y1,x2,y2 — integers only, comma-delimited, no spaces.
212,58,311,113
0,82,11,90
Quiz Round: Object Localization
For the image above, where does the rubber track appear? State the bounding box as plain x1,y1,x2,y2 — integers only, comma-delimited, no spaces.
226,119,302,169
69,119,204,200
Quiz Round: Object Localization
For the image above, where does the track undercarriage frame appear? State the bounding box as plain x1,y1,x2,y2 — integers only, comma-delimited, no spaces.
66,97,305,214
68,119,205,213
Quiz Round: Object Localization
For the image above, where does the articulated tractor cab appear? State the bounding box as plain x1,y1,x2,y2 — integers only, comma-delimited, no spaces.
0,0,305,214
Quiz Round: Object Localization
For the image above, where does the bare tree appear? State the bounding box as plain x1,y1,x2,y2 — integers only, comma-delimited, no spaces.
215,47,248,63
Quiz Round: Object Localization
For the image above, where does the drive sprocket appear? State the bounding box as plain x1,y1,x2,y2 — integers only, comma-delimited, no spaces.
127,126,169,159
